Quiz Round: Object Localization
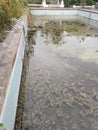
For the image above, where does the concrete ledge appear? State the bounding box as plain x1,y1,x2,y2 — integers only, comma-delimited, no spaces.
0,15,28,130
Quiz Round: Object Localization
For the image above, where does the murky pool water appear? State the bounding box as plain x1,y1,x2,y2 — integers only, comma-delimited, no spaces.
15,16,98,130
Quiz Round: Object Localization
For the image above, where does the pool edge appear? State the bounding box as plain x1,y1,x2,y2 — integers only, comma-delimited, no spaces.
0,15,28,130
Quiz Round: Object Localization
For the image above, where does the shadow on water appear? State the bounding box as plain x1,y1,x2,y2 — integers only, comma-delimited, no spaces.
15,16,98,130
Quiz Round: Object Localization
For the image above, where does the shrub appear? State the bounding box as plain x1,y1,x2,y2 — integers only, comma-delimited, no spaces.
0,0,27,30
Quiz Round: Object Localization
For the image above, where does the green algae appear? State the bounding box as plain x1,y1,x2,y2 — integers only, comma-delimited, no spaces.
66,28,78,33
40,20,98,46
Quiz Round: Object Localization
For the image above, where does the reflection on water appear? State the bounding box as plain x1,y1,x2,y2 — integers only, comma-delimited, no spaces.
15,16,98,130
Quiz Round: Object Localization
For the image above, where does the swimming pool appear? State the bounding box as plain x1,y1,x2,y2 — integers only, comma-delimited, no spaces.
15,12,98,130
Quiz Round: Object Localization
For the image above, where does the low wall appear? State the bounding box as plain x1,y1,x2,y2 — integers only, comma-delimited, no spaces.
78,10,98,21
31,9,77,15
0,15,28,130
30,9,98,21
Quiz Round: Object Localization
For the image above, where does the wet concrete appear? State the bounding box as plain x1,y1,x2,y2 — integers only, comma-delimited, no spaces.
15,16,98,130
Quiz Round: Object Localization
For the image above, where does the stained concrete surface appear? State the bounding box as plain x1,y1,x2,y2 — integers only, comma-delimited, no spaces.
0,16,26,114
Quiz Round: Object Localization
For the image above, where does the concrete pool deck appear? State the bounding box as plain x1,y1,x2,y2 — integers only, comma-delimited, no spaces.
0,29,22,113
0,15,28,130
0,19,20,113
